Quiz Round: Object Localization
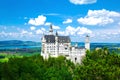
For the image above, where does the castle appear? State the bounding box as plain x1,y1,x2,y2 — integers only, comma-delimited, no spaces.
41,25,90,64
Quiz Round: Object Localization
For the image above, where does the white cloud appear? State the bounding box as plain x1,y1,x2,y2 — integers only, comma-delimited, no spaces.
65,26,76,35
58,26,92,36
52,25,60,30
90,29,120,42
69,0,97,5
77,27,92,35
0,25,120,42
41,27,46,31
30,26,36,31
36,29,43,34
45,23,60,29
20,30,33,37
28,15,46,26
21,30,28,34
0,30,35,40
36,28,46,34
63,19,72,24
77,9,120,26
44,22,51,26
57,31,65,36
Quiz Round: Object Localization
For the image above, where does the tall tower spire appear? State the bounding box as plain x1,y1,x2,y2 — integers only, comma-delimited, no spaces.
55,31,58,36
55,31,59,57
85,35,90,50
49,24,53,35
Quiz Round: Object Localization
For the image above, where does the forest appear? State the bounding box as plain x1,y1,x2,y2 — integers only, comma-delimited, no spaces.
0,48,120,80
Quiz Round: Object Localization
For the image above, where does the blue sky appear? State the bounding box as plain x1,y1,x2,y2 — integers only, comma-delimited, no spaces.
0,0,120,42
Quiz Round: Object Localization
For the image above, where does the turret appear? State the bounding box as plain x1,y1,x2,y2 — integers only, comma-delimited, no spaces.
41,33,46,43
75,42,78,47
55,31,59,56
41,33,46,58
85,35,90,50
55,31,58,43
49,24,53,35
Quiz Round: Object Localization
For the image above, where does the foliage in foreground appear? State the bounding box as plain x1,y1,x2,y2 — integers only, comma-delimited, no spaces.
0,48,120,80
0,53,23,62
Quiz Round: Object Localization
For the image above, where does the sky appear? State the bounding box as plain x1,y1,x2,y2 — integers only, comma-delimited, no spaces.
0,0,120,43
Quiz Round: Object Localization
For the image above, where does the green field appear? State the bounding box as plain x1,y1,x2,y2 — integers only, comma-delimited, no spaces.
0,47,41,62
0,53,22,62
0,52,41,62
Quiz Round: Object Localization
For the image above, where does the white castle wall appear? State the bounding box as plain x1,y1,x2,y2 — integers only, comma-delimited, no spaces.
41,25,90,64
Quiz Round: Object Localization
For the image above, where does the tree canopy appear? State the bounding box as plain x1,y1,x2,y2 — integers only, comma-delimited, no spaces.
0,48,120,80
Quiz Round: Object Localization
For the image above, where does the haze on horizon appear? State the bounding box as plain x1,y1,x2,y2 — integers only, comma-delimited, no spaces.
0,0,120,43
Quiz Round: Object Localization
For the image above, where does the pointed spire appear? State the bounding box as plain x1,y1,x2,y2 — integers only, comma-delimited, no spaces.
56,31,58,36
50,24,52,29
86,35,89,37
85,35,90,50
85,35,89,43
42,33,46,42
75,42,78,47
49,24,53,35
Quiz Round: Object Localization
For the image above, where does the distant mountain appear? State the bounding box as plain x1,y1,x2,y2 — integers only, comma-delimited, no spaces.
0,40,41,47
0,40,120,51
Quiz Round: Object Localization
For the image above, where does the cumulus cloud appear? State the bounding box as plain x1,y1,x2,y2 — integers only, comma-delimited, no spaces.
63,19,72,24
45,23,60,29
41,27,46,32
52,25,60,30
36,28,46,34
36,29,43,34
69,0,97,5
90,29,120,42
58,26,92,36
77,9,120,26
44,22,51,26
0,29,36,41
30,26,36,31
21,30,28,34
65,26,76,35
20,30,33,38
28,15,46,26
77,27,92,35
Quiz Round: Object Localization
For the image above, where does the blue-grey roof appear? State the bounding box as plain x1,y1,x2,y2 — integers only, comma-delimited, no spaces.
44,35,70,43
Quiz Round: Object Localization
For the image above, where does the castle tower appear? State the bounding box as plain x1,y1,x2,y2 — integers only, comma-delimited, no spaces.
41,34,46,53
49,24,53,35
85,35,90,50
41,33,46,43
55,31,59,56
41,34,48,59
75,42,78,47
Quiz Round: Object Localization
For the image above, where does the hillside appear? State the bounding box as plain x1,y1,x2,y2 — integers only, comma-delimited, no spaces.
0,40,41,47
